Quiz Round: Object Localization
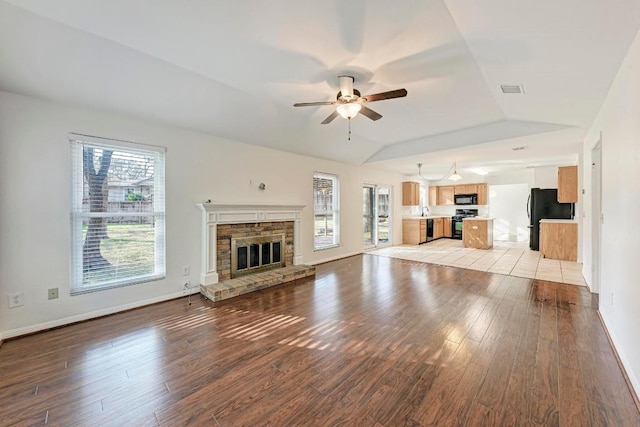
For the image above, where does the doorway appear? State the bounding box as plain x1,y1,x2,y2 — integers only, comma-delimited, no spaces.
363,184,392,249
591,135,602,294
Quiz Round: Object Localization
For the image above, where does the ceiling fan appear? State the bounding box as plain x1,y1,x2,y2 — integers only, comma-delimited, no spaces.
293,76,407,124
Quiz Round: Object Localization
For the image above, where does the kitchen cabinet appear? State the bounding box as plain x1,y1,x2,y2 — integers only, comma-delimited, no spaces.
402,219,426,244
454,185,467,195
402,181,420,206
558,166,578,203
433,182,488,205
477,183,488,205
455,184,478,195
433,217,444,239
428,186,437,206
443,217,452,237
462,218,493,249
437,186,455,205
540,221,577,261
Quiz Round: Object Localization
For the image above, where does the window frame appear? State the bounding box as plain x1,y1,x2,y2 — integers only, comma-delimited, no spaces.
69,134,166,294
313,171,340,251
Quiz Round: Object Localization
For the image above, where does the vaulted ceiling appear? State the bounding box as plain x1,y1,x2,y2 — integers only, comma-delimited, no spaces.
1,1,639,178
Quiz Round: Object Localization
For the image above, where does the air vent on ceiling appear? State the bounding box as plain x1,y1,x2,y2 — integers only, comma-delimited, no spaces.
500,84,524,94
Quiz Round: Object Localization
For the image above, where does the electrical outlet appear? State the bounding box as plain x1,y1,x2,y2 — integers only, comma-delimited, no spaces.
8,293,24,308
182,265,190,276
48,288,59,300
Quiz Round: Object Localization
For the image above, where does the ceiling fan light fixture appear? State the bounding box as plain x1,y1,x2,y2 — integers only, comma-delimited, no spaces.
336,103,361,119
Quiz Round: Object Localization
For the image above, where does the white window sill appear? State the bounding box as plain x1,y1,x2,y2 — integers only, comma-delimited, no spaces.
71,273,165,295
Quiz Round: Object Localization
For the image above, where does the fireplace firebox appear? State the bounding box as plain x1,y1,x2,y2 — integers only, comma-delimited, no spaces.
231,234,285,278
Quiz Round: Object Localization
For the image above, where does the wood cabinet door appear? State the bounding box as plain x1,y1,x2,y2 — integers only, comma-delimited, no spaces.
558,166,578,203
443,217,452,237
477,183,488,205
540,222,577,261
454,185,467,195
402,182,420,206
437,186,455,205
402,219,420,244
434,217,444,238
428,186,437,206
466,184,478,195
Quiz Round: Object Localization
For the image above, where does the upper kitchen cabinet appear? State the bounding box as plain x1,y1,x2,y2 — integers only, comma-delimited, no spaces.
437,186,455,205
476,183,488,205
454,184,478,195
558,166,578,203
454,185,468,195
428,186,437,206
402,181,420,206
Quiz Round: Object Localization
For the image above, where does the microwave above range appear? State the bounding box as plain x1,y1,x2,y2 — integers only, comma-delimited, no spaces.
454,193,478,205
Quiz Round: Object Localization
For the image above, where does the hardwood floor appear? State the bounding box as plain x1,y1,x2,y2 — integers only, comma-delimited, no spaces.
1,254,638,426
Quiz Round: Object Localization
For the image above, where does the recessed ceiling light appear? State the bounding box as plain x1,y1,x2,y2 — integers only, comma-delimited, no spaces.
500,84,525,94
512,145,528,151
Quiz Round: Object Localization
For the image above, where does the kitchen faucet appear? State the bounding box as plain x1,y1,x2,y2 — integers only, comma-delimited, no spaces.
421,206,430,216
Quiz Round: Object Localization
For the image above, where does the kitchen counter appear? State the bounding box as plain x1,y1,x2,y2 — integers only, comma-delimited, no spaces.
463,218,494,249
539,219,577,224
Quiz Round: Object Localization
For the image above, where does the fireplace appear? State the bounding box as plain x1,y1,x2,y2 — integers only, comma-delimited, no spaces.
231,233,285,278
197,204,305,286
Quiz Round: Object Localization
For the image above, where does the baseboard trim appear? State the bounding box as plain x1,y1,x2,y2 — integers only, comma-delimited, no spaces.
598,310,640,413
1,287,201,341
309,250,363,266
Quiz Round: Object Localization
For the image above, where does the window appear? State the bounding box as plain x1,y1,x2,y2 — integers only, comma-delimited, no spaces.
313,172,340,250
70,135,166,293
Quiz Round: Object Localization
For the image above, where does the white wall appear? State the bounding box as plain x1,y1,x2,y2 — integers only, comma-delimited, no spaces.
582,29,640,399
533,166,559,188
488,184,530,242
486,169,534,187
0,91,405,338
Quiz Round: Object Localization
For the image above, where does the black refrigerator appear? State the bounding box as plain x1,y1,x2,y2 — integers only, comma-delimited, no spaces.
528,188,574,250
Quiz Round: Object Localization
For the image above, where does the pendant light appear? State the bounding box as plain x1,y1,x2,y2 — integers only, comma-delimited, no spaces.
449,161,462,181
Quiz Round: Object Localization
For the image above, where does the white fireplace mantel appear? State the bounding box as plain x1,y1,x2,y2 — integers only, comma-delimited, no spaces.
197,203,305,286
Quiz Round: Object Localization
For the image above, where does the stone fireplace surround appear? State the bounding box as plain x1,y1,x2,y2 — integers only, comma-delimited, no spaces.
197,204,305,286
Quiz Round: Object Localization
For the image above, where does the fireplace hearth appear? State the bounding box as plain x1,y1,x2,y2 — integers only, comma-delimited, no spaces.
198,204,314,302
197,204,306,286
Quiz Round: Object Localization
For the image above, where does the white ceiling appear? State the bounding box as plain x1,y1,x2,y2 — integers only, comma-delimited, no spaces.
1,0,639,177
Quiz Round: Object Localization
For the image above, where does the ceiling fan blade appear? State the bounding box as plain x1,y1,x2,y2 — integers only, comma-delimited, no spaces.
321,111,339,124
293,101,336,107
359,105,383,121
362,88,407,102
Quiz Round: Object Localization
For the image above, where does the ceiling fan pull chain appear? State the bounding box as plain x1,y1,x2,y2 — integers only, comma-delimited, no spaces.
348,117,352,141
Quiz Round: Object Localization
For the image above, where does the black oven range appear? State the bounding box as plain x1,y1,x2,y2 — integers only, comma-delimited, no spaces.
451,209,478,239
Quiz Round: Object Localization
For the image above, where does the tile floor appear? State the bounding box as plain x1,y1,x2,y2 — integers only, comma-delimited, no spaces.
368,239,587,286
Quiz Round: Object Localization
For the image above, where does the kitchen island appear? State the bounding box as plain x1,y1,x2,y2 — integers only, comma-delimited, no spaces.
462,217,494,249
539,219,578,261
